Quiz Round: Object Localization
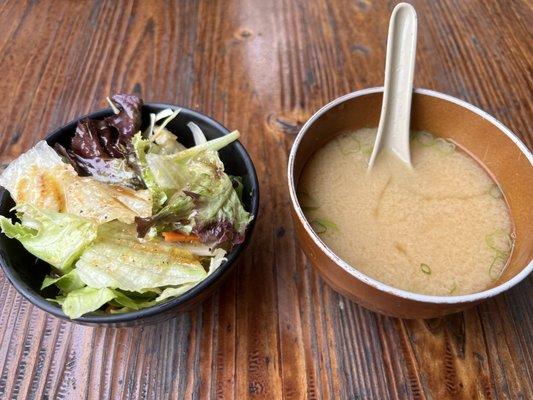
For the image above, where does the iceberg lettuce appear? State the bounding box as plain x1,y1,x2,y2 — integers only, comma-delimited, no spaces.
132,133,168,211
0,141,65,200
42,269,86,292
61,287,117,319
0,141,152,224
0,206,97,272
155,283,197,303
75,221,206,292
111,290,156,310
153,248,227,303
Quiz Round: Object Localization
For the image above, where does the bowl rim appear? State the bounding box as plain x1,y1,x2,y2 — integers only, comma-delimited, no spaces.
288,86,532,304
0,102,259,324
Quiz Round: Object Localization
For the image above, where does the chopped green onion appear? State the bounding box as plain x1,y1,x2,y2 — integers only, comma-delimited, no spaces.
317,219,338,229
338,135,361,155
420,263,431,275
361,145,373,156
485,229,512,255
311,220,327,234
298,190,320,211
310,218,338,235
415,131,434,147
337,133,349,140
434,138,456,154
488,254,506,280
449,282,458,294
488,184,503,199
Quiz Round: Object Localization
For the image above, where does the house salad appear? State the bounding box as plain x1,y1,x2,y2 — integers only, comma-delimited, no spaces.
0,94,252,319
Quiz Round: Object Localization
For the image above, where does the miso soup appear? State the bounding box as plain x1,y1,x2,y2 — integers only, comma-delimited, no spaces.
298,128,513,296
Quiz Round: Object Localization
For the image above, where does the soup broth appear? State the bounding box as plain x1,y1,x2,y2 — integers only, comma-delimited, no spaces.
298,128,513,296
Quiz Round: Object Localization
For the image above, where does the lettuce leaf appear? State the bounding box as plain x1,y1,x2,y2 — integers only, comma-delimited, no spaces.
134,131,251,247
155,283,197,303
230,175,244,200
207,248,227,274
143,108,186,155
0,141,152,224
54,286,156,317
42,269,86,292
55,144,144,189
135,190,195,237
189,163,251,246
0,141,65,209
0,206,97,272
153,248,226,303
75,221,206,292
188,122,207,145
132,133,167,211
104,94,143,140
144,130,240,189
150,126,186,155
163,130,241,161
61,287,116,319
57,94,145,189
112,290,156,310
70,94,142,156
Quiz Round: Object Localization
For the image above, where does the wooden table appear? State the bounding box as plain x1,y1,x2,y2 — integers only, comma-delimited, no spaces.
0,1,531,399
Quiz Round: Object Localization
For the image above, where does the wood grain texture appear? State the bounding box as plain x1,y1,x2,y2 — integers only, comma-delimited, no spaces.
0,0,531,399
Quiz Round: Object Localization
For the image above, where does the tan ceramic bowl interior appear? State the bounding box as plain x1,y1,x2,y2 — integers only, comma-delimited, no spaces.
288,87,532,319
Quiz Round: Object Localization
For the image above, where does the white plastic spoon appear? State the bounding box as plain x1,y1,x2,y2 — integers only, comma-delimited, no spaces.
368,3,417,169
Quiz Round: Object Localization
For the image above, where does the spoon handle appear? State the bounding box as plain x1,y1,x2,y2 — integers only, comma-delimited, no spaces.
368,3,417,169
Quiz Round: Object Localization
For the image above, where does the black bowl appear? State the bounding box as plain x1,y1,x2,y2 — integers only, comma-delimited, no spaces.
0,103,259,327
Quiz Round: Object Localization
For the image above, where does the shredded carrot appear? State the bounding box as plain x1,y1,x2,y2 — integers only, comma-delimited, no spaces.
163,231,200,243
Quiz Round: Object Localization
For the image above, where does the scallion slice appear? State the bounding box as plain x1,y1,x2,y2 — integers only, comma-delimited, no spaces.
310,218,338,235
488,184,503,199
298,190,320,211
415,131,434,147
485,229,512,255
420,263,431,275
434,138,456,154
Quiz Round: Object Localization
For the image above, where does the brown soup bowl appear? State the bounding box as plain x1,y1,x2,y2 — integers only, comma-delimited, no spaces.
288,87,532,319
